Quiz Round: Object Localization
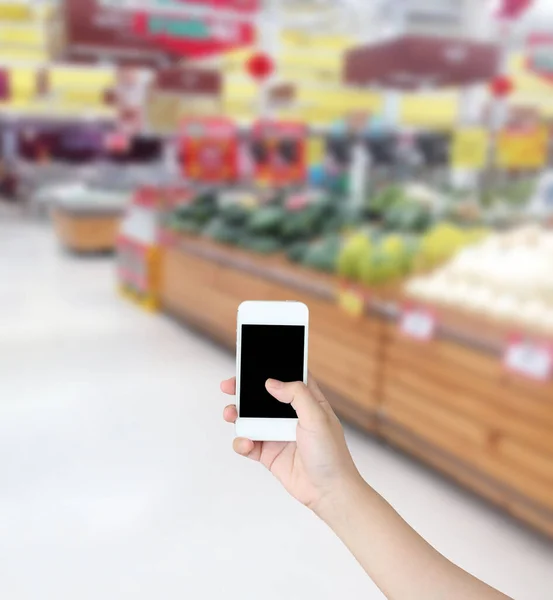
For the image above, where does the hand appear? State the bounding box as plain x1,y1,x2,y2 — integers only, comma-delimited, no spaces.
222,376,362,515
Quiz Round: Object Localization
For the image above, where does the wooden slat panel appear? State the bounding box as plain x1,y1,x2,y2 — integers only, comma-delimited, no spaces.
381,424,553,538
163,248,220,288
497,437,553,486
385,385,490,448
53,210,120,252
385,338,553,429
386,325,553,404
381,398,553,511
217,268,273,302
384,365,553,455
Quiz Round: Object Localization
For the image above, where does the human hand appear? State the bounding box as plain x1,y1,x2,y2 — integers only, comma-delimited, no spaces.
221,376,362,516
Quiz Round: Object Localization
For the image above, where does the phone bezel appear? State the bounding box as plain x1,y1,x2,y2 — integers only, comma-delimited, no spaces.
235,301,309,442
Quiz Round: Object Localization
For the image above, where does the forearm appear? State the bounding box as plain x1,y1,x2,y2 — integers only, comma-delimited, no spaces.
317,477,511,600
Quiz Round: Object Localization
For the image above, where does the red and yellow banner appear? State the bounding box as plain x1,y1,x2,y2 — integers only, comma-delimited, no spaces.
180,117,238,183
251,120,307,186
496,124,549,169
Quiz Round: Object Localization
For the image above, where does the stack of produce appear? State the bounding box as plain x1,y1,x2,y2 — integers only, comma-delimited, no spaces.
165,182,495,282
366,184,434,232
167,188,358,271
337,222,488,288
166,190,219,234
405,225,553,332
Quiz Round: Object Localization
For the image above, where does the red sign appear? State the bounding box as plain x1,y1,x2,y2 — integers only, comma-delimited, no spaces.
132,11,255,58
172,0,259,12
180,118,238,183
496,0,533,20
526,33,553,85
251,120,307,186
64,0,257,62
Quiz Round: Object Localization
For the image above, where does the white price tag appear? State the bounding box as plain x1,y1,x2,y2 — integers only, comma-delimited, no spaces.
400,308,436,341
504,340,553,382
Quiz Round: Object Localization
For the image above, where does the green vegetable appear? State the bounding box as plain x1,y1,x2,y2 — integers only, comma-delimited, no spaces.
172,219,202,235
383,203,431,233
219,203,252,226
203,218,242,245
240,235,282,254
370,185,406,214
302,235,342,273
286,240,310,263
248,206,285,234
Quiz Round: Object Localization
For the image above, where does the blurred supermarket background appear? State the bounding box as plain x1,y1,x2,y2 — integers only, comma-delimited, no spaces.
1,1,553,598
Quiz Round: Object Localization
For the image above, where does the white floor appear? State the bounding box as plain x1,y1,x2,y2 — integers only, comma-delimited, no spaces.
0,217,552,600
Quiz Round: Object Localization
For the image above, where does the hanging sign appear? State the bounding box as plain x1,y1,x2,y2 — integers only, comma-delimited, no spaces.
132,11,255,58
496,124,548,169
451,127,489,170
526,33,553,85
251,120,307,186
180,117,238,183
65,0,257,62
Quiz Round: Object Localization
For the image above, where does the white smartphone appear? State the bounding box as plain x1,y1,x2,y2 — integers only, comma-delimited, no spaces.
235,300,309,442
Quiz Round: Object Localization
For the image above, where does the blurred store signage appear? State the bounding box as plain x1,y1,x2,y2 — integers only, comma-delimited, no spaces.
496,124,548,169
451,127,489,170
400,305,437,341
377,0,487,39
0,68,10,101
180,117,238,183
526,33,553,86
267,83,296,107
251,121,307,187
504,335,553,382
99,0,258,12
64,0,256,63
337,284,366,318
495,0,533,20
155,67,221,95
133,11,255,58
343,36,499,90
113,67,152,135
147,68,221,133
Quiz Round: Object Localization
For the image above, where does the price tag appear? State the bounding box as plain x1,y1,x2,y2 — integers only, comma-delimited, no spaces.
337,286,365,318
504,336,553,382
400,306,437,341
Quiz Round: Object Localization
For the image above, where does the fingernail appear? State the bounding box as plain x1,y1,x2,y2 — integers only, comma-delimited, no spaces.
266,378,283,389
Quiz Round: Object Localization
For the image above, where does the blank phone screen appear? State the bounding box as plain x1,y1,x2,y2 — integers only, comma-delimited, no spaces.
239,324,305,419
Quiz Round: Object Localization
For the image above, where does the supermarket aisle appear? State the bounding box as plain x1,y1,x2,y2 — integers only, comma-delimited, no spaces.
1,219,552,600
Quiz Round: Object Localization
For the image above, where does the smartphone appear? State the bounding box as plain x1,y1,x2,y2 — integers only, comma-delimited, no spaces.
235,301,309,441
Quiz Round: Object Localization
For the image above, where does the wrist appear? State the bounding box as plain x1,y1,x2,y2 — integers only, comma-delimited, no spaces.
313,473,374,527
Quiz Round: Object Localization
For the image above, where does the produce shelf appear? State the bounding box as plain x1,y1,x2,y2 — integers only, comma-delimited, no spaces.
160,233,383,433
159,233,553,538
52,208,122,253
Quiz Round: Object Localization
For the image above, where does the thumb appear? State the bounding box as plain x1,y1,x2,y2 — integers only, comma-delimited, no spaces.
266,379,326,428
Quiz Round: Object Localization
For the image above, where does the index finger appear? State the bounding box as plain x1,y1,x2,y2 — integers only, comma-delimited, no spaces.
220,377,236,396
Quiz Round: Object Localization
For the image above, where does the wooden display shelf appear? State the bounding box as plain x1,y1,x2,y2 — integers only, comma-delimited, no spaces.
52,208,122,253
381,291,553,538
158,233,553,538
160,234,384,432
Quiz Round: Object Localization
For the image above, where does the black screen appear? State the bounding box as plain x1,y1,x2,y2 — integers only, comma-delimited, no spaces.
239,325,305,419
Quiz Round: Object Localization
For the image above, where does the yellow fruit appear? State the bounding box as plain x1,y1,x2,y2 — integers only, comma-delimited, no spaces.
337,233,372,281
